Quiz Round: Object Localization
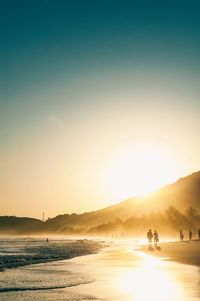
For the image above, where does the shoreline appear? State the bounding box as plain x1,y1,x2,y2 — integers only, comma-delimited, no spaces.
0,238,103,272
138,240,200,267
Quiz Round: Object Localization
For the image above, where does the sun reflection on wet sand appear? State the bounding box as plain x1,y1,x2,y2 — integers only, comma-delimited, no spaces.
63,241,200,301
118,252,180,301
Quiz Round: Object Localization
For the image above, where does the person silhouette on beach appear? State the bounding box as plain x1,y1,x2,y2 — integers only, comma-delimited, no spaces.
153,230,159,247
180,230,184,241
198,229,200,240
189,230,192,241
147,229,153,249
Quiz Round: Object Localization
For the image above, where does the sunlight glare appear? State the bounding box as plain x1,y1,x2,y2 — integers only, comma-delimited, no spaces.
118,253,179,301
104,144,180,200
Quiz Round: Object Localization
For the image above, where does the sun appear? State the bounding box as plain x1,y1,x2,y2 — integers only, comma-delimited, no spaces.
104,143,180,201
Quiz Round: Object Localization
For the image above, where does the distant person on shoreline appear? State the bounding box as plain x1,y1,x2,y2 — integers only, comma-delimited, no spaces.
180,230,184,241
198,229,200,240
153,230,159,247
147,229,153,249
189,230,192,241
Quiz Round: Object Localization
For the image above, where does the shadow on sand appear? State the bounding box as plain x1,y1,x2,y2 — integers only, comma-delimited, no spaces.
155,246,162,251
148,245,162,251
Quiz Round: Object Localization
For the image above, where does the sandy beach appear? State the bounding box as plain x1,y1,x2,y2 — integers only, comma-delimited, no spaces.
139,240,200,267
0,238,199,300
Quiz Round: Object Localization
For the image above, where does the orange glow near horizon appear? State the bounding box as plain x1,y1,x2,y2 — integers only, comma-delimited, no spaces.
103,143,181,201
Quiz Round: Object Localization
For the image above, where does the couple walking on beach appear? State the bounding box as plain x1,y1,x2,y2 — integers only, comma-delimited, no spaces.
147,229,159,249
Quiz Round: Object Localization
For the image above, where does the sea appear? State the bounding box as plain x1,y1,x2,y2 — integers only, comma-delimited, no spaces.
0,236,199,300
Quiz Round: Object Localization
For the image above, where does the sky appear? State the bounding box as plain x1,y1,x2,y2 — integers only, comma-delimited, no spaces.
1,0,200,219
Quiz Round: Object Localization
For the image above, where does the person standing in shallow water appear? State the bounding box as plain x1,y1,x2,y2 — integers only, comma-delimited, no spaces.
153,230,159,247
147,229,153,249
189,230,192,241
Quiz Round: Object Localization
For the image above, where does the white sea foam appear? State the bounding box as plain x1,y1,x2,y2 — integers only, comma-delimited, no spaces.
0,236,103,271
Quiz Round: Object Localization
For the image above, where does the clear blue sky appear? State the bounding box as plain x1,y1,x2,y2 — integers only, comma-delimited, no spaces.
1,1,200,218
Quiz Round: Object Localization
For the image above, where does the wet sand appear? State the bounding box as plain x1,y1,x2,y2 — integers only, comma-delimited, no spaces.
65,240,200,301
139,240,200,267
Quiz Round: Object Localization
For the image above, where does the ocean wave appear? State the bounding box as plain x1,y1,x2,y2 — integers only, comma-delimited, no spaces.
0,238,103,271
0,280,92,293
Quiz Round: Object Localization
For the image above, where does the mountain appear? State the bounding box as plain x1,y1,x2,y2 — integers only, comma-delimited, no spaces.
147,170,200,210
0,216,43,234
108,170,200,218
0,171,199,234
42,171,200,231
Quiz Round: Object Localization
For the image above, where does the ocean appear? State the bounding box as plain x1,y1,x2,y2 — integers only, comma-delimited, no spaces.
0,237,199,300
